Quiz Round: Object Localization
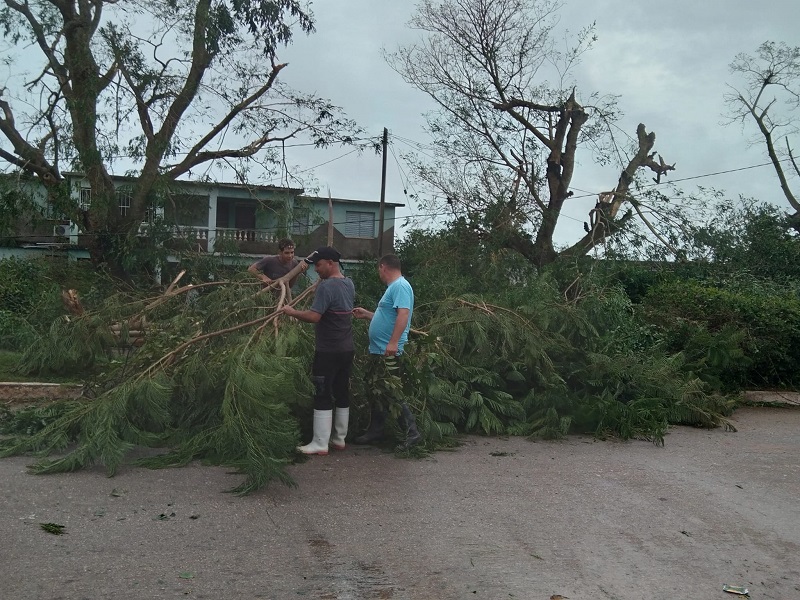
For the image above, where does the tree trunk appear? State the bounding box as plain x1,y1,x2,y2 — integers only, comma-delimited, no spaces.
559,124,657,261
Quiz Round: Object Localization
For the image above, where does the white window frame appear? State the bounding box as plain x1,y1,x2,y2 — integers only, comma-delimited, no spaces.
79,188,91,211
117,189,132,217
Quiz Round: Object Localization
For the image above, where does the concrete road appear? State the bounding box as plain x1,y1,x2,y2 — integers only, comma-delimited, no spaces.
1,406,798,600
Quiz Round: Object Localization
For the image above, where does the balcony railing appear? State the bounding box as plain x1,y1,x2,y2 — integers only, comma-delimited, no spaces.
169,226,280,243
214,227,280,243
147,225,387,257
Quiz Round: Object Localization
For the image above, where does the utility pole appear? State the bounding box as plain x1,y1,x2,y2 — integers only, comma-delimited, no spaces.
378,127,388,257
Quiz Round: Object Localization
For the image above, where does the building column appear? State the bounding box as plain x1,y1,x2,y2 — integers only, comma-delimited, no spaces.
207,190,218,253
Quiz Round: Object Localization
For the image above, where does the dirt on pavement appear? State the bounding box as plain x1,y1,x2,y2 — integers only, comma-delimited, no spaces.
1,405,799,600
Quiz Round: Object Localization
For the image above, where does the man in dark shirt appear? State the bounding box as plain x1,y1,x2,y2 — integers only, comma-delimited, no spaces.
282,246,355,455
247,238,301,288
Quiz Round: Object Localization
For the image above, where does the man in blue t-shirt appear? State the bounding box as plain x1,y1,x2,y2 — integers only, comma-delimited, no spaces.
282,246,355,455
352,254,421,451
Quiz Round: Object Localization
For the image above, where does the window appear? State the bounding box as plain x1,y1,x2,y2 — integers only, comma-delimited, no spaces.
345,211,375,238
78,187,133,216
167,194,209,227
117,189,132,217
291,209,311,235
79,188,91,210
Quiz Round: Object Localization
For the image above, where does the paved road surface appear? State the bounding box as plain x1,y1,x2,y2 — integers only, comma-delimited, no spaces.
1,406,799,600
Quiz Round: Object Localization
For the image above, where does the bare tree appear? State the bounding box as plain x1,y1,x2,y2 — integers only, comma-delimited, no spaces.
0,0,361,276
386,0,674,267
726,41,800,232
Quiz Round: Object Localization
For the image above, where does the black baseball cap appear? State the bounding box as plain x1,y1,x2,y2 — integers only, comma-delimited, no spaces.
305,246,341,264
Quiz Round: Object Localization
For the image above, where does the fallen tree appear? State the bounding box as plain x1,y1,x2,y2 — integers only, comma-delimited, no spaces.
2,261,316,494
0,251,737,494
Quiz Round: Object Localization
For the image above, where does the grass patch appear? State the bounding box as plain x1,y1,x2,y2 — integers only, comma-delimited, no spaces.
0,350,80,383
0,351,24,382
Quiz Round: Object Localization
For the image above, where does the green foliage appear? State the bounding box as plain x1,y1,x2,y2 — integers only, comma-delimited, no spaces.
0,255,124,354
0,401,82,435
690,199,800,281
0,177,46,241
0,257,70,351
6,219,794,493
0,378,172,475
570,352,736,445
0,350,21,380
206,0,315,57
139,340,306,495
372,263,737,447
18,312,115,376
39,523,66,535
2,273,314,494
566,196,800,392
346,258,386,312
0,257,55,314
641,279,800,388
396,226,539,318
0,310,38,352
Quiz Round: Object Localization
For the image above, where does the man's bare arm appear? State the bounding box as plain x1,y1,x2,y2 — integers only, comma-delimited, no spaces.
248,261,270,283
385,308,410,356
282,306,321,323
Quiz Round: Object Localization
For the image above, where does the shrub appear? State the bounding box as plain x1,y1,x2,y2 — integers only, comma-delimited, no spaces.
641,279,800,389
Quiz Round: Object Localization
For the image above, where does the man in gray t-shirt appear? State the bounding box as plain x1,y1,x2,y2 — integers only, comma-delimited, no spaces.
247,238,301,288
282,246,354,455
310,275,355,353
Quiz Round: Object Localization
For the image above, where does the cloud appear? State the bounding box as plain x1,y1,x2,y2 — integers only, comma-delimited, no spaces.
279,1,799,239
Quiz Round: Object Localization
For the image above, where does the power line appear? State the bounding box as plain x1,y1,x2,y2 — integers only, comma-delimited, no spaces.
387,131,793,200
0,137,378,164
652,160,788,186
536,159,794,202
292,148,361,175
392,133,438,152
388,142,423,212
391,135,439,162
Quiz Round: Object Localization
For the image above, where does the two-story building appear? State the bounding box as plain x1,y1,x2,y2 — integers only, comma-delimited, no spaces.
2,173,402,263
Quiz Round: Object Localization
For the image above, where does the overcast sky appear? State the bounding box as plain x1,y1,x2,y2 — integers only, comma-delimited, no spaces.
3,1,796,246
276,0,800,245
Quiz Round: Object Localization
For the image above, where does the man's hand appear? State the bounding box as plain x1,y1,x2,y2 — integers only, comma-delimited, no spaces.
261,275,272,284
384,341,399,357
352,307,373,320
281,305,296,317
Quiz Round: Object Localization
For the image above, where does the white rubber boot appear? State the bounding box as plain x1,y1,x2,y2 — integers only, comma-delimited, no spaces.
297,410,332,455
330,407,350,450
